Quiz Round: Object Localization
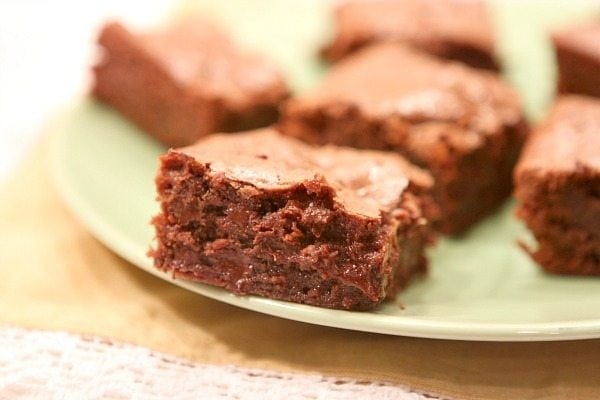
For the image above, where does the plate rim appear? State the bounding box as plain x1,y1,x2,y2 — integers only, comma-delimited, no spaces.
48,106,600,342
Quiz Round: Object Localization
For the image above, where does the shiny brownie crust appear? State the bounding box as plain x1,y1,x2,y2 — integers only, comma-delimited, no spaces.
151,129,437,310
515,96,600,275
280,44,527,235
93,19,289,148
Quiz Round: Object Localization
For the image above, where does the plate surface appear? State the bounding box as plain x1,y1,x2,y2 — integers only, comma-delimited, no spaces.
50,1,600,341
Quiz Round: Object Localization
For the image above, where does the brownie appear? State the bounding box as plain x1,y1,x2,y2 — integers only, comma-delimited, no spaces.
151,128,438,310
93,18,289,147
515,96,600,275
322,0,499,70
280,43,527,234
552,21,600,98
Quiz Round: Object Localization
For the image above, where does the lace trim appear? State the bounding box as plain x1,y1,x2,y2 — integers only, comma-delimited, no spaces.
0,326,444,399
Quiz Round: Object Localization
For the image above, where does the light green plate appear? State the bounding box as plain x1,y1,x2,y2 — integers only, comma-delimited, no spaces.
50,1,600,341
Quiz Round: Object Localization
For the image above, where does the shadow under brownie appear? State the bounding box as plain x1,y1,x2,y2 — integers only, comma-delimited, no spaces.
151,128,438,310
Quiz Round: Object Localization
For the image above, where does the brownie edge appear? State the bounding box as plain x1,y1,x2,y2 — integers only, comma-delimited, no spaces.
552,22,600,98
322,0,499,70
93,19,289,147
280,43,527,235
150,128,437,310
515,96,600,275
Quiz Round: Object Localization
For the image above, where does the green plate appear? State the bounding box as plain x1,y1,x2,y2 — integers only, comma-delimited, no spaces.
50,0,600,341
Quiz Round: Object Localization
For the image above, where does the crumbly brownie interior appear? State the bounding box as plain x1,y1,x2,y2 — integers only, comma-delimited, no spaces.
515,95,600,275
516,169,600,275
151,131,434,310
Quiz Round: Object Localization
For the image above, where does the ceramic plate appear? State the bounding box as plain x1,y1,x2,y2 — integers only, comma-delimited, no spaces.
50,1,600,341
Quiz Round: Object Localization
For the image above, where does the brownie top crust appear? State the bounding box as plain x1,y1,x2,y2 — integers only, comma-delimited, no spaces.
176,128,433,219
101,18,288,112
552,21,600,60
323,0,495,64
290,43,521,139
516,95,600,174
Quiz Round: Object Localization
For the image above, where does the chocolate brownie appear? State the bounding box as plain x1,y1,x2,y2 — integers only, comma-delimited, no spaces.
280,43,527,234
151,128,438,310
515,96,600,275
552,21,600,98
93,18,289,147
322,0,499,70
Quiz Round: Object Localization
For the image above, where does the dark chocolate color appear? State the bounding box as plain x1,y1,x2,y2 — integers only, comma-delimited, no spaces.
280,43,527,234
93,18,289,147
515,95,600,275
322,0,499,70
552,21,600,98
151,128,438,310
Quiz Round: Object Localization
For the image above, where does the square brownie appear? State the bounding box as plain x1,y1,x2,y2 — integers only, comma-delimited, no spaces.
322,0,499,70
151,128,438,310
515,95,600,275
552,21,600,98
280,43,527,234
93,18,289,147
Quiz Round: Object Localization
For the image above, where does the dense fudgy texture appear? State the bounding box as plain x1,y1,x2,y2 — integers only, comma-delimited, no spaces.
151,129,438,310
322,0,499,70
93,18,289,147
552,22,600,98
280,43,527,234
515,96,600,275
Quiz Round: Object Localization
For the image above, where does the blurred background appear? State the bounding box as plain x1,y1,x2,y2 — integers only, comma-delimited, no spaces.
0,1,173,181
0,0,597,181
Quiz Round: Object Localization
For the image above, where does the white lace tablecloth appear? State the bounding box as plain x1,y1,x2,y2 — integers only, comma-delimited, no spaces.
0,327,438,400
